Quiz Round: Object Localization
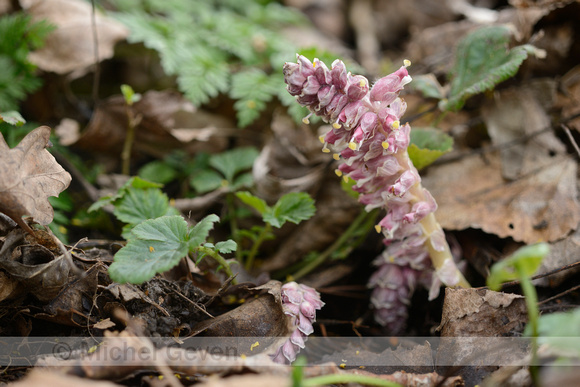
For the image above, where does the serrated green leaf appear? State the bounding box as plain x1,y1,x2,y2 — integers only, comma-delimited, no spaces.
209,147,259,183
215,239,237,254
236,191,269,215
487,243,549,291
138,160,178,185
408,128,454,170
108,215,190,284
113,187,178,225
440,25,544,111
188,214,220,248
0,111,26,126
88,176,162,213
263,192,315,228
230,70,278,127
232,171,254,190
408,74,445,100
190,169,225,193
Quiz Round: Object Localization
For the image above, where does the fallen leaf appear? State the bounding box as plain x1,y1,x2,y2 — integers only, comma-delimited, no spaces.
22,0,128,78
422,152,580,243
73,91,230,170
0,228,70,302
0,126,72,234
482,85,562,180
437,288,527,337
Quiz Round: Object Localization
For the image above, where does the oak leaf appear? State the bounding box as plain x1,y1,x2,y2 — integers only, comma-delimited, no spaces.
0,126,71,234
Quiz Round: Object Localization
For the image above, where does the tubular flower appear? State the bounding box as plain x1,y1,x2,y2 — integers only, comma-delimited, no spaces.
272,282,324,364
283,55,470,333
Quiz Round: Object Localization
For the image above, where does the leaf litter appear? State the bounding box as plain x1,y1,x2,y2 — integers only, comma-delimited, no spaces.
2,0,580,386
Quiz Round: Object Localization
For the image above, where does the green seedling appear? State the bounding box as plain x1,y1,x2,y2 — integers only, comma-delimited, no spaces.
487,242,550,386
236,191,315,270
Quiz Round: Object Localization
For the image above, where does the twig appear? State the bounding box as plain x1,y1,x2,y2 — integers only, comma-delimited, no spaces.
561,124,580,158
538,284,580,306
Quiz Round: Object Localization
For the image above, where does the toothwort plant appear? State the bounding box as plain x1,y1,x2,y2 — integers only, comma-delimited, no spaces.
272,282,324,364
283,55,470,332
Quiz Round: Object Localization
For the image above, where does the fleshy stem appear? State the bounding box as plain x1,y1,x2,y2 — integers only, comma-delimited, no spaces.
291,209,376,281
517,265,539,386
194,245,237,284
245,223,271,271
301,374,402,387
420,212,470,288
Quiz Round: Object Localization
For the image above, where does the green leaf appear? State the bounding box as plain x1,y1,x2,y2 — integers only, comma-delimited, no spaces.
530,308,580,358
215,239,237,254
88,176,162,212
209,147,259,183
408,74,445,100
138,160,178,185
263,192,316,228
440,25,544,111
120,84,142,105
408,128,454,170
113,187,178,226
232,172,254,190
190,169,224,193
188,214,220,248
108,215,190,284
0,111,26,126
230,70,278,127
340,176,359,199
487,243,549,291
236,191,269,215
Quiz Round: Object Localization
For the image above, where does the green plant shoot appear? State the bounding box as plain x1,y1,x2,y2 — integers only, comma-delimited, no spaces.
487,242,549,386
236,191,316,270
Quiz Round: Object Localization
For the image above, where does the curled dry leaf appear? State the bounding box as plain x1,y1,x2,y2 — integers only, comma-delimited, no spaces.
22,0,128,78
0,126,72,234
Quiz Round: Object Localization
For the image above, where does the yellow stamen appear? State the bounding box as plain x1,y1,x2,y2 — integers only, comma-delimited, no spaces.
335,169,342,177
392,120,400,129
319,135,325,144
374,225,381,233
382,141,389,149
359,79,365,87
322,147,330,153
342,175,349,183
302,117,310,124
332,122,341,129
403,59,411,67
348,142,357,150
333,153,340,160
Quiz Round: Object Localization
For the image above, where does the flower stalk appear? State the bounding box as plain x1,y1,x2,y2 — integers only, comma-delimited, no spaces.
283,55,470,331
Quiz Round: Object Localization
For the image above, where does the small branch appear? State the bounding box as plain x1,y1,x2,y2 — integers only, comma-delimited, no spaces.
561,124,580,158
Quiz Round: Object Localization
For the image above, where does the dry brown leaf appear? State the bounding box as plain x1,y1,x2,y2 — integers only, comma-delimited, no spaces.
422,152,580,243
437,288,527,337
73,91,229,171
558,64,580,131
0,126,72,234
483,85,562,180
22,0,128,78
